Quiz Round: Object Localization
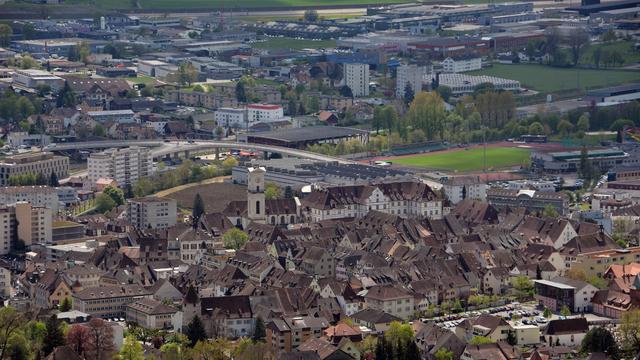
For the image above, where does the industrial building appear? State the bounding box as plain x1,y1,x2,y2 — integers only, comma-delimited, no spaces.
245,126,369,149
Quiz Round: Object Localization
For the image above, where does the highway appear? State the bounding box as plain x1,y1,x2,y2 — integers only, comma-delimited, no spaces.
48,139,354,179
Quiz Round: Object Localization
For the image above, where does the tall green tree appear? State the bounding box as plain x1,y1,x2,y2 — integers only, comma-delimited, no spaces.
186,316,207,347
49,171,59,187
56,81,76,108
235,81,247,103
192,193,205,226
42,314,65,356
253,317,266,341
0,24,12,47
222,228,249,250
103,186,125,206
581,327,619,359
119,335,145,360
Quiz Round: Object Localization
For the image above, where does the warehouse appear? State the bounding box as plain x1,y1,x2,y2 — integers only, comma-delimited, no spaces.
245,126,369,149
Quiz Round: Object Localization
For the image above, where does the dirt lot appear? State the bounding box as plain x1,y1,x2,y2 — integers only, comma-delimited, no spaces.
161,182,246,213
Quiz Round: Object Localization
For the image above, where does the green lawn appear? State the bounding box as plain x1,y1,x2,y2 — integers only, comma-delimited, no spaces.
124,76,157,85
392,147,531,172
469,64,640,94
581,41,640,66
252,38,336,51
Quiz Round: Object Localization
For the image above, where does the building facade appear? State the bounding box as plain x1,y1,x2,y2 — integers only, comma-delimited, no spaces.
344,63,370,97
396,64,425,99
88,146,152,187
0,152,69,186
126,197,177,230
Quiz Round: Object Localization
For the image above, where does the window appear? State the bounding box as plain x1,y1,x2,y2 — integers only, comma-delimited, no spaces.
255,201,261,215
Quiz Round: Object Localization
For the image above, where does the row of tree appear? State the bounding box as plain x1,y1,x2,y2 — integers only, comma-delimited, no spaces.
8,171,59,187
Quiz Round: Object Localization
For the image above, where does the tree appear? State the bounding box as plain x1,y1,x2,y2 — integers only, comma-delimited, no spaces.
513,275,533,300
568,28,590,66
85,318,114,360
560,305,571,316
222,228,249,250
93,123,106,137
557,119,574,137
49,171,59,187
235,81,247,103
536,264,542,280
36,172,48,186
620,309,640,353
577,113,590,132
66,324,90,357
610,118,634,132
0,307,25,360
186,316,207,347
177,62,197,86
59,297,72,312
528,121,545,135
579,146,593,181
434,348,454,360
42,315,65,356
284,186,294,199
222,157,238,173
120,335,144,360
385,322,414,350
103,186,125,206
506,330,517,346
264,183,281,200
192,193,205,226
253,317,266,341
56,81,76,108
0,24,12,48
188,339,231,360
96,193,117,213
593,47,602,68
436,85,452,102
339,85,353,98
470,336,493,345
304,9,319,22
404,83,415,105
543,308,552,318
542,204,559,218
581,326,619,358
405,91,447,141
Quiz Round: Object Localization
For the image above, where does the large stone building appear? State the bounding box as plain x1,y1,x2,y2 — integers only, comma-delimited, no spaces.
0,152,69,186
302,181,445,222
88,146,152,187
126,197,177,230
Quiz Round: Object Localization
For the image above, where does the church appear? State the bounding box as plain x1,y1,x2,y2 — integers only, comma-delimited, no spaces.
223,167,301,229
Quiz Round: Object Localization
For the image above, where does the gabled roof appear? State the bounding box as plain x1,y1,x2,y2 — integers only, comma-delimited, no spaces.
544,318,588,335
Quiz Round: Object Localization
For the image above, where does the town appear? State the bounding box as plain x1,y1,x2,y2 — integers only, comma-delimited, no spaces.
0,0,639,359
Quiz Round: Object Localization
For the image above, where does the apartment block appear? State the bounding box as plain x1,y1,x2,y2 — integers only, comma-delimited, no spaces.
15,202,52,246
396,64,425,99
344,63,370,97
126,197,177,230
0,152,69,186
73,284,152,318
88,146,152,187
266,316,330,353
0,186,60,212
0,208,16,256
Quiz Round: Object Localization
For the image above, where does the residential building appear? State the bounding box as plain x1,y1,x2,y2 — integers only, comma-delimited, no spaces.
16,202,52,245
72,284,152,318
302,181,444,222
442,176,488,204
344,63,369,97
487,188,569,215
87,146,152,187
215,107,247,128
200,296,254,338
125,298,182,331
534,277,598,313
0,186,60,212
0,265,10,299
396,64,425,99
126,197,177,230
247,104,287,126
363,285,414,320
543,318,589,347
34,268,72,309
0,152,69,186
442,55,482,73
266,315,330,353
0,208,15,255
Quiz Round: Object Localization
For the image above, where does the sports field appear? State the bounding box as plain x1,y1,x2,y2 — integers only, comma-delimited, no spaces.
391,146,531,172
469,64,640,94
60,0,412,9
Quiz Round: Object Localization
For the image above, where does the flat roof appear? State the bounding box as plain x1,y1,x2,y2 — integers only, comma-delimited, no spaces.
533,279,575,290
248,126,367,143
586,83,640,97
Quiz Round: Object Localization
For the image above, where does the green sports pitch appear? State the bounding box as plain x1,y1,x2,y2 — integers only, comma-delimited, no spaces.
390,146,531,172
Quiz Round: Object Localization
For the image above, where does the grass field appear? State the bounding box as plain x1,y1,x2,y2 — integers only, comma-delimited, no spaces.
252,38,336,51
581,41,640,66
469,64,640,94
161,182,246,213
392,147,531,172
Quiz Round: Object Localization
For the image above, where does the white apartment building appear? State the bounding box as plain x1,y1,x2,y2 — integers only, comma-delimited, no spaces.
0,207,16,256
0,186,60,212
215,107,247,128
246,104,285,125
15,202,52,246
442,176,488,204
126,197,177,230
396,64,425,99
88,147,152,187
442,56,482,73
344,63,370,97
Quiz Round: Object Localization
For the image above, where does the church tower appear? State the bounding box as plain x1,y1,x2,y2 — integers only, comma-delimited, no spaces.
247,166,266,223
